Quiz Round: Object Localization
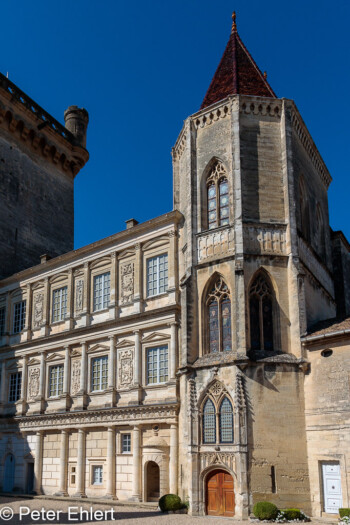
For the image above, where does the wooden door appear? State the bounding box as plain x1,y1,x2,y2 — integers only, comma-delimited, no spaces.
206,469,235,516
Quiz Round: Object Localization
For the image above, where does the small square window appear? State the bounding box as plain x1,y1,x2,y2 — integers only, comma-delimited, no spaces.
122,433,131,453
92,465,103,485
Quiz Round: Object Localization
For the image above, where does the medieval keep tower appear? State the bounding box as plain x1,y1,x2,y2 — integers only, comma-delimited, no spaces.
0,73,89,279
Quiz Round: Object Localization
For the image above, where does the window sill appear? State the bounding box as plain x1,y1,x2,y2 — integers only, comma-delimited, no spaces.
145,382,168,388
146,292,169,300
92,307,110,314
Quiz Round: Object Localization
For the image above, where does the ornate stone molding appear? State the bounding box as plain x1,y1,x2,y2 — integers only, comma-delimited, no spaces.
243,223,286,255
240,98,281,118
120,262,134,305
71,360,81,396
193,104,229,129
15,403,179,431
197,225,234,262
28,367,40,401
172,129,187,160
33,292,44,329
291,107,332,189
200,452,235,472
118,348,134,387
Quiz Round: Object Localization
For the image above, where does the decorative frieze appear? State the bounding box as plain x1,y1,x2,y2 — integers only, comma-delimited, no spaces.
118,348,134,387
244,224,286,255
240,99,281,118
120,262,134,304
172,130,187,160
200,452,235,472
197,226,234,263
194,104,229,129
15,403,179,431
28,367,40,400
298,236,334,297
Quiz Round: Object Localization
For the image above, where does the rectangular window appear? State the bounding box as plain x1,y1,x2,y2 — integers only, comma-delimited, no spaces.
13,300,26,334
147,345,168,384
49,365,64,397
93,272,110,311
9,372,22,402
52,286,68,322
0,307,5,336
91,356,108,391
92,465,103,485
122,433,131,453
146,254,168,297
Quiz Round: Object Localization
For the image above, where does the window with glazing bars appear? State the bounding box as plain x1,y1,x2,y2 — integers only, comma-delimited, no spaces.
52,286,68,322
91,356,108,391
13,300,26,334
93,272,110,311
146,345,168,384
203,398,216,443
9,372,22,402
49,365,64,397
92,465,103,485
146,254,168,297
122,433,131,453
0,307,5,336
219,397,233,443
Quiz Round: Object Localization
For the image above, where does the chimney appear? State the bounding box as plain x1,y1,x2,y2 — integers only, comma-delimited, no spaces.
125,218,139,229
64,106,89,148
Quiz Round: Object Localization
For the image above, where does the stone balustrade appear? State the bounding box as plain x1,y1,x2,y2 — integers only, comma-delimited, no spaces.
197,226,235,263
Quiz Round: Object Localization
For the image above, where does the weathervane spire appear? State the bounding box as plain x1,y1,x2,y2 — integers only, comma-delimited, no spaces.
231,11,237,33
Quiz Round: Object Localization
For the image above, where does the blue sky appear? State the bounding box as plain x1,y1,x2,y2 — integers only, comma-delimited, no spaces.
1,0,349,247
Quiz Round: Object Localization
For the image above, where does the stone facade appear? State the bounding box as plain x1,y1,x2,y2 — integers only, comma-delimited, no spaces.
0,13,350,521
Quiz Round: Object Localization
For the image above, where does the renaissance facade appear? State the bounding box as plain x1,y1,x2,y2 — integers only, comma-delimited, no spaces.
0,14,350,519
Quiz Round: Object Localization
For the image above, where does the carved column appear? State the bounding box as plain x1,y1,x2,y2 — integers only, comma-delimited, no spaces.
169,423,178,494
67,268,74,329
133,244,143,313
80,342,87,393
63,346,70,395
19,355,28,414
167,230,178,292
169,322,178,380
56,429,69,496
109,252,117,319
74,429,87,497
106,427,116,499
133,330,141,386
42,278,50,336
108,335,116,389
33,430,44,494
0,361,7,406
38,352,45,399
25,282,32,340
82,262,90,326
132,426,141,501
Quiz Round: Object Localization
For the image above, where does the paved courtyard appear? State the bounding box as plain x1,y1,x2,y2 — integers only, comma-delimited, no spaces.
0,497,338,525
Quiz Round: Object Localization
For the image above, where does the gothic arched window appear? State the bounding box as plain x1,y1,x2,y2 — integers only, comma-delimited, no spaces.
299,178,310,242
249,273,274,351
219,397,234,443
202,383,234,445
207,277,232,353
207,162,229,230
203,398,216,443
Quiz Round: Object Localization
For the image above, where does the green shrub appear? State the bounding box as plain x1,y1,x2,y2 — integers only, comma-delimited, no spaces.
340,509,350,519
253,501,279,520
283,508,303,520
158,494,182,512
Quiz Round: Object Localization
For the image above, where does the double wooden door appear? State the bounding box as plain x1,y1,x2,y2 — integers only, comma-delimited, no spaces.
206,469,235,516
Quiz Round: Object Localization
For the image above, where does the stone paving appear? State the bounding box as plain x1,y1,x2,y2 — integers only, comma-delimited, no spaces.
0,497,339,525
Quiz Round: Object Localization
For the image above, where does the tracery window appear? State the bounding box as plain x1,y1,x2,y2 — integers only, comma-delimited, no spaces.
202,382,234,445
207,277,232,353
249,273,274,351
207,162,229,229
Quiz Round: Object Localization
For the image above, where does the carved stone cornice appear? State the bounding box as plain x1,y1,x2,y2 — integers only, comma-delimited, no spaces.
0,72,89,177
11,402,179,431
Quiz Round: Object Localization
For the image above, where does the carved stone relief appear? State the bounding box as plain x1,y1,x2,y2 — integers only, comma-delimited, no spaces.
200,452,235,472
33,292,44,329
120,262,134,304
118,349,133,387
75,279,84,313
28,367,40,400
71,360,81,395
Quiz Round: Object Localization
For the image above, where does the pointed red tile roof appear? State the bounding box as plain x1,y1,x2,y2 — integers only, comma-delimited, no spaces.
201,12,276,109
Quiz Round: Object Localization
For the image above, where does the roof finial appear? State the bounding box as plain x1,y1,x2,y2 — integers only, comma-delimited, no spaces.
263,71,267,79
231,11,237,33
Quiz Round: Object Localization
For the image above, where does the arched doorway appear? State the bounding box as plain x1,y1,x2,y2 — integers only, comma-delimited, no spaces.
146,461,160,502
206,469,235,516
3,454,15,492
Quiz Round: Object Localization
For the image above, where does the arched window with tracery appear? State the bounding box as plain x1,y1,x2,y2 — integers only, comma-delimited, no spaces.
207,277,232,353
249,273,274,351
207,162,229,230
202,382,234,445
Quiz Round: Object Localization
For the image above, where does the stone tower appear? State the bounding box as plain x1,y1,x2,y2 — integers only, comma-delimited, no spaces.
173,13,336,518
0,73,89,279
